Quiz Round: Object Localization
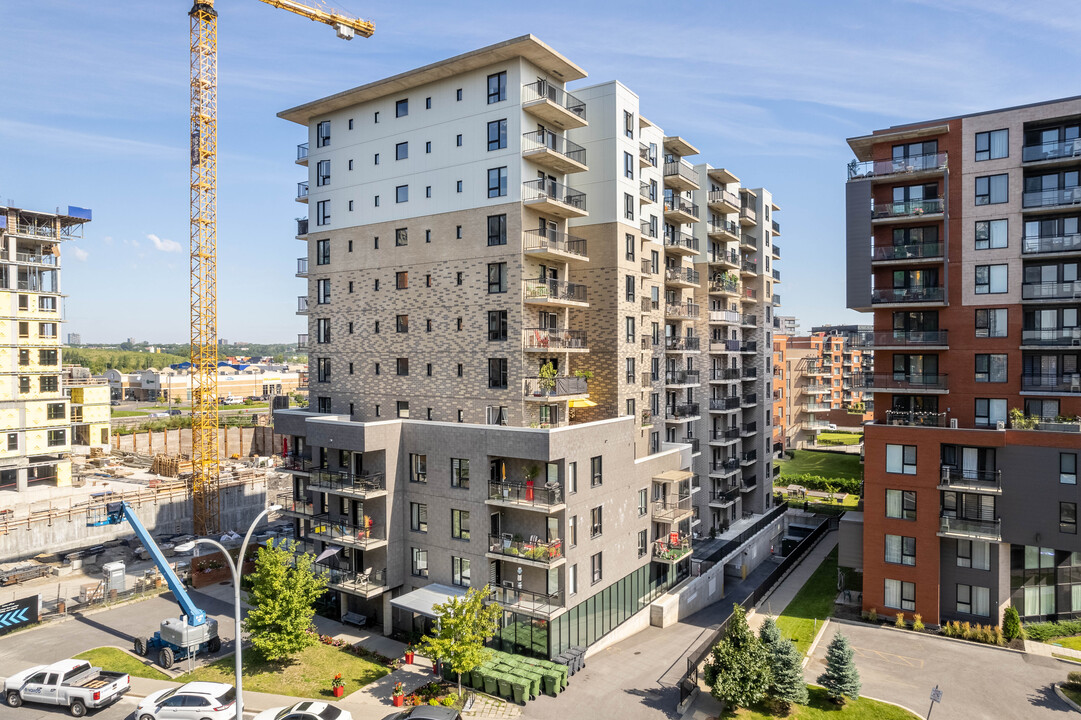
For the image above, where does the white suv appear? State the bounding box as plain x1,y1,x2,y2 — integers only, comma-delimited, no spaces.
137,682,236,720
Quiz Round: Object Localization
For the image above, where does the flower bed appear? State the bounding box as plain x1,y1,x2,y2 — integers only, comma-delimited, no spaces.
400,681,462,710
306,629,401,670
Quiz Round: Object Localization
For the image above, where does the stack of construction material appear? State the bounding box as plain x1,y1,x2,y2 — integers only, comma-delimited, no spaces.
151,455,193,478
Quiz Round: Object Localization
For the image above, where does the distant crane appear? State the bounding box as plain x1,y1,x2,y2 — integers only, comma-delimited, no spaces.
187,1,373,534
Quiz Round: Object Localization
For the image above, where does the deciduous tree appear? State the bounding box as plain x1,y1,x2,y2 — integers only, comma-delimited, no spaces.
242,540,326,661
420,585,501,696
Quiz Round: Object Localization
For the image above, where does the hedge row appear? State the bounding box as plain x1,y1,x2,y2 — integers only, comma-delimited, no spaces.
776,472,861,496
1023,620,1081,642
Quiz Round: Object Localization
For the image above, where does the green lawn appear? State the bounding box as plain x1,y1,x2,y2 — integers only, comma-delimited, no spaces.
177,643,387,699
1061,684,1081,706
1047,635,1081,652
728,686,917,719
777,451,863,482
775,548,839,656
111,410,149,418
73,648,170,681
816,432,863,446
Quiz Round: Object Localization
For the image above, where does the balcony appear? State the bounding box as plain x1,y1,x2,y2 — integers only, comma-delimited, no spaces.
652,493,693,524
487,480,565,511
487,534,565,567
709,309,741,325
711,427,741,445
938,516,1001,541
709,339,740,353
296,333,308,350
665,403,701,421
522,81,587,129
857,330,949,349
740,260,758,277
739,233,759,252
803,382,830,395
665,266,700,288
740,450,757,466
296,181,308,203
884,410,948,427
1023,233,1081,256
847,152,948,182
708,220,741,243
306,518,387,551
1026,187,1081,210
742,366,758,379
804,362,829,376
1023,139,1081,164
739,203,757,227
773,293,781,306
522,328,588,351
665,369,700,386
712,368,742,382
641,258,654,276
280,455,313,472
297,296,309,315
663,159,700,192
871,286,946,305
871,242,944,263
522,130,588,174
640,219,658,240
710,458,740,476
315,565,386,599
523,178,587,218
639,181,654,205
741,314,758,328
296,257,308,277
277,494,316,517
664,196,700,224
741,422,758,436
740,341,757,354
652,534,692,564
803,419,831,430
938,465,1001,494
772,269,781,283
772,220,781,235
741,393,758,408
664,230,699,256
296,142,308,165
1022,281,1080,301
708,189,740,214
523,278,588,307
743,287,759,303
523,228,589,262
309,470,388,500
871,198,944,222
710,249,739,269
1021,373,1081,394
772,243,780,257
805,402,831,412
489,585,564,619
665,336,701,352
709,487,741,507
522,375,589,400
709,277,740,296
665,302,700,320
296,217,308,237
681,436,701,454
857,372,949,393
641,296,659,314
1022,328,1081,347
710,396,741,412
639,143,657,168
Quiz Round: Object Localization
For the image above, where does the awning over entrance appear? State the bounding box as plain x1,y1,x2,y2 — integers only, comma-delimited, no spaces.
390,583,467,619
568,399,597,408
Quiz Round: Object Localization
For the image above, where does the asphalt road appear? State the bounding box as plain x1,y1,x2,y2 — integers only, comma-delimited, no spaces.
0,696,266,720
806,620,1072,720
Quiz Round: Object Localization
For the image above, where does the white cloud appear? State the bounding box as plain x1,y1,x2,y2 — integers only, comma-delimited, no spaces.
69,246,89,262
147,233,182,253
101,236,113,246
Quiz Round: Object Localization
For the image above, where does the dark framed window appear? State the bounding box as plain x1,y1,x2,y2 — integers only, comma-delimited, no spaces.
591,552,603,584
885,534,916,565
396,358,409,376
457,134,463,147
315,238,330,265
317,397,331,413
396,271,408,289
396,185,409,203
975,129,1008,161
590,456,602,487
451,509,470,540
884,578,915,611
316,357,331,383
396,314,409,333
624,110,634,139
316,159,330,186
395,228,408,246
625,315,635,343
316,200,330,226
975,308,1007,337
1062,454,1078,485
975,353,1006,382
395,142,408,160
488,358,508,389
1063,502,1077,534
975,219,1007,249
590,506,602,538
395,98,408,117
452,557,470,587
624,192,634,220
410,453,427,482
975,264,1008,294
487,214,507,246
624,151,633,179
487,310,507,341
317,278,330,304
411,547,428,577
316,120,330,147
975,174,1008,205
625,274,635,302
886,444,917,474
625,233,635,261
638,529,648,558
488,167,507,198
410,502,428,532
885,489,916,520
487,262,507,293
487,71,506,104
487,119,507,151
451,458,469,489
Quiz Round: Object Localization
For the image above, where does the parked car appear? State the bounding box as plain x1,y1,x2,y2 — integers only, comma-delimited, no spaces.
253,701,351,720
136,682,236,720
168,409,182,416
3,659,130,717
827,423,838,430
382,707,463,720
110,400,121,406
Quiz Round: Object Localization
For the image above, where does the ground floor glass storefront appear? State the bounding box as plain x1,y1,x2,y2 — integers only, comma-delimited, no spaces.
1010,545,1081,621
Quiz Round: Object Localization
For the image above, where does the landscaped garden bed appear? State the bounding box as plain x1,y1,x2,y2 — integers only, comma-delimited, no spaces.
726,686,918,718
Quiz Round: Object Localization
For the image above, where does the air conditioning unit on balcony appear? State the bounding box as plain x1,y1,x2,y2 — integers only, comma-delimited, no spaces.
949,418,958,429
996,421,1006,430
940,466,950,482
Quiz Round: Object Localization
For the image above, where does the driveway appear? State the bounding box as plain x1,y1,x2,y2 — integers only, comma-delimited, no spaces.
806,620,1073,720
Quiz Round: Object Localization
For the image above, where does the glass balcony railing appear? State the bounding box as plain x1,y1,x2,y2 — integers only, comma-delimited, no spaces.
652,534,692,563
296,257,308,275
857,373,949,391
712,368,742,381
296,333,308,350
296,181,309,200
1022,139,1081,163
939,465,1001,491
296,142,309,162
709,397,741,411
1023,187,1081,209
872,198,944,219
665,369,700,385
665,403,700,420
296,217,308,236
309,469,386,497
939,516,1001,540
847,152,948,180
1022,281,1080,300
489,584,564,618
871,286,946,304
1023,233,1081,255
488,480,564,508
854,330,948,347
872,243,944,261
1021,328,1081,345
708,220,741,240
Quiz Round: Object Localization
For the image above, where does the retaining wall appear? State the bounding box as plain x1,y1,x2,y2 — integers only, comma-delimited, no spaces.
110,426,285,458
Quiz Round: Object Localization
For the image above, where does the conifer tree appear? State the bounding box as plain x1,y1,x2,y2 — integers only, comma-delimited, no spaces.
817,632,861,704
769,637,809,710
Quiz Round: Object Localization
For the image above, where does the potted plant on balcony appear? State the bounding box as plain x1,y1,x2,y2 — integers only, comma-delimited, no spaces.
392,682,405,707
538,361,558,396
524,464,540,501
331,673,344,698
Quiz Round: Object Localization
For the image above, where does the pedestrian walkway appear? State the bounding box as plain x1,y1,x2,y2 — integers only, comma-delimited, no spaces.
747,531,837,633
1025,638,1081,661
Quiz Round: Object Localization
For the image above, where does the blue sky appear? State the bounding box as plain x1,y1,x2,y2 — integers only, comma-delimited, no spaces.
3,0,1079,343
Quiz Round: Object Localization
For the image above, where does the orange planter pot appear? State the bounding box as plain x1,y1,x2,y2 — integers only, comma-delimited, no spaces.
332,686,344,698
392,695,404,707
404,652,414,664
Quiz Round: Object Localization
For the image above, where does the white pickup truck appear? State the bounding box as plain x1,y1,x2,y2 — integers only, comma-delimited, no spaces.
4,659,130,717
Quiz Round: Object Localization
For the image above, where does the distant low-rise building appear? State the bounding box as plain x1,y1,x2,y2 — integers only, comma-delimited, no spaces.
103,363,305,402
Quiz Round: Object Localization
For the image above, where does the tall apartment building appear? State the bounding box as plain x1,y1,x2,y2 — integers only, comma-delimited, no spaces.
775,315,799,335
845,96,1081,625
276,35,778,657
0,205,106,492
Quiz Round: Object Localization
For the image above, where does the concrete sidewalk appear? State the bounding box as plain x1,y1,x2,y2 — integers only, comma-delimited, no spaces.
747,530,837,633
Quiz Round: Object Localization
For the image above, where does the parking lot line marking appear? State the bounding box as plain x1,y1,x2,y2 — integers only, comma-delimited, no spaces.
851,645,925,668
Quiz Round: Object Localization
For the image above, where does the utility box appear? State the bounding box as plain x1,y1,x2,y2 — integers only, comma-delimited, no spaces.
102,561,126,594
159,616,217,649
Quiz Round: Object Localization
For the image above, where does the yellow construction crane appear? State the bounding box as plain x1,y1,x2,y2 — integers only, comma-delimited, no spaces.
188,1,373,535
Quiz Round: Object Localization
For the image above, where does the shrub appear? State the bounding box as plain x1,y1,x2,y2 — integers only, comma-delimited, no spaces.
993,626,1005,646
867,608,877,623
912,614,924,631
895,612,906,629
961,622,973,640
1023,620,1081,643
1067,671,1081,689
1002,606,1022,641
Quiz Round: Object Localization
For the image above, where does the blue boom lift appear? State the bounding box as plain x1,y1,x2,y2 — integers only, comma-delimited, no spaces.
89,502,220,669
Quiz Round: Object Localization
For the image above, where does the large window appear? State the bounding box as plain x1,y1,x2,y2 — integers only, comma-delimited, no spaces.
590,456,602,487
975,264,1008,294
885,535,916,565
316,200,330,226
975,174,1008,205
410,453,427,483
452,557,470,587
487,310,507,341
317,278,330,304
886,444,917,475
957,584,990,616
316,159,330,186
957,539,991,570
975,354,1007,382
451,509,470,540
47,429,66,447
488,167,507,198
487,71,507,104
487,214,507,246
885,489,916,520
975,129,1008,161
884,578,915,611
411,548,428,577
1063,454,1078,485
315,238,330,265
487,120,507,151
488,358,508,389
974,398,1008,427
487,263,507,293
410,502,428,532
316,358,331,383
975,219,1007,249
316,120,330,147
1063,502,1077,534
975,308,1008,337
451,458,469,488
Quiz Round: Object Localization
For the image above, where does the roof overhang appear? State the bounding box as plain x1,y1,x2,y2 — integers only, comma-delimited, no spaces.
654,469,694,483
279,35,587,125
847,123,950,161
663,136,699,157
707,168,739,185
389,583,467,619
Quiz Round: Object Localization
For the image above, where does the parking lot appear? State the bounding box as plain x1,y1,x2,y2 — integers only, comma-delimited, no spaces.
806,620,1072,720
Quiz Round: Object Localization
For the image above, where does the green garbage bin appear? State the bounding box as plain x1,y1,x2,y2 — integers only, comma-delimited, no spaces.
470,669,484,690
541,672,558,696
521,671,542,698
509,678,528,705
497,677,513,700
483,672,499,696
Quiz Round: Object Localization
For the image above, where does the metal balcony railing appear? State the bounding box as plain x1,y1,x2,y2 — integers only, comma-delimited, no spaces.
524,278,588,303
709,219,741,240
1023,233,1081,255
640,219,658,239
740,341,757,353
521,81,587,121
665,265,701,285
847,152,948,180
709,278,740,294
1023,187,1081,209
665,369,700,385
711,427,741,442
741,260,757,274
522,328,588,350
522,376,588,398
663,159,698,185
857,373,949,391
940,465,1001,491
1022,139,1081,163
639,143,657,167
523,228,588,258
522,129,587,165
741,422,757,435
871,286,946,303
314,565,386,595
664,230,699,253
884,410,948,427
711,458,740,473
772,242,781,256
652,534,692,562
664,196,700,220
710,487,741,505
1022,281,1081,301
488,480,564,508
523,178,587,211
1021,373,1081,393
772,269,781,281
710,396,741,411
651,494,693,523
665,403,700,420
487,534,564,564
740,203,757,222
640,181,654,201
306,519,385,548
309,470,386,497
772,220,781,234
872,198,944,219
741,394,757,406
710,249,739,266
681,437,700,454
665,302,700,320
665,336,700,351
296,217,308,236
872,242,944,261
743,287,758,301
742,366,757,379
712,368,742,381
708,189,740,208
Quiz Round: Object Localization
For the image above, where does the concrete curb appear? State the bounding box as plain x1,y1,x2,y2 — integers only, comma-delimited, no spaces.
856,691,923,719
829,616,1029,656
1054,683,1081,714
802,618,831,670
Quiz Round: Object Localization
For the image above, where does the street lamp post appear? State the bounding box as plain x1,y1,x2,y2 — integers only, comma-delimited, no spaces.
178,504,281,720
